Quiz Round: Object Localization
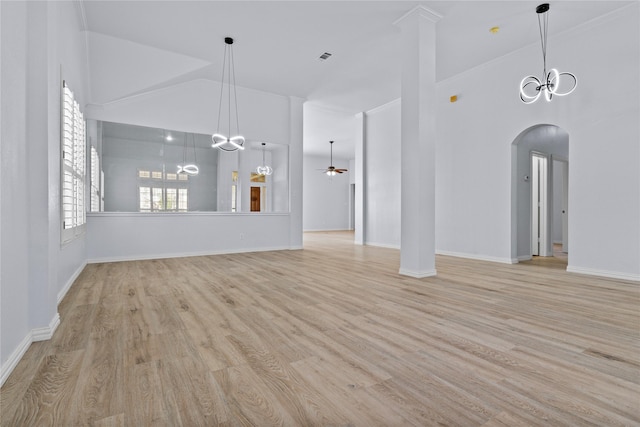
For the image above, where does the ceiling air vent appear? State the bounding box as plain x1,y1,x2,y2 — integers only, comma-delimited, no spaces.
318,52,332,61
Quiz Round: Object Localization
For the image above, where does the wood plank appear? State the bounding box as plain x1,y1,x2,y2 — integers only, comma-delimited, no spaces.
2,231,638,426
3,350,85,426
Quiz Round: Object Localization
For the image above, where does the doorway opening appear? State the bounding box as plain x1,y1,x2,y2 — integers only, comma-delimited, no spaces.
511,124,569,265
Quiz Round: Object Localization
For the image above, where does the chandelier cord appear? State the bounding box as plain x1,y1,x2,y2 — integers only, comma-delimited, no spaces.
216,43,228,135
231,47,241,136
330,142,333,166
183,132,187,164
211,37,245,151
538,11,548,80
228,46,231,142
192,133,197,164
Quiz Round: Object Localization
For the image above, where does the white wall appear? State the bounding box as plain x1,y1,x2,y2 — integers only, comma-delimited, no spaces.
552,160,565,244
303,103,356,158
271,145,290,213
364,99,401,248
303,154,351,231
87,213,292,262
565,6,639,279
1,0,31,383
1,1,89,385
436,4,639,278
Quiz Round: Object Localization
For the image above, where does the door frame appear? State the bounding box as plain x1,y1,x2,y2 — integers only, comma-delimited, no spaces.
510,124,569,263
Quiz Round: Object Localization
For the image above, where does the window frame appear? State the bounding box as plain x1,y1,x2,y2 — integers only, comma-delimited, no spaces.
61,80,86,244
137,169,188,212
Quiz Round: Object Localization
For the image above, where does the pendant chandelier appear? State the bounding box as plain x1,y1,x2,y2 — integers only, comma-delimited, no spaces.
178,132,199,176
212,37,245,151
519,3,577,104
256,142,273,176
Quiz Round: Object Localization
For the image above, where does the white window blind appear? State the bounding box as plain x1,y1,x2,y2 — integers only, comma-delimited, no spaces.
90,146,101,212
61,81,86,242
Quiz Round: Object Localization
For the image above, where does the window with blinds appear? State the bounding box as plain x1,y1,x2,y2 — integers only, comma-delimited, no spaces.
61,81,86,243
137,170,188,212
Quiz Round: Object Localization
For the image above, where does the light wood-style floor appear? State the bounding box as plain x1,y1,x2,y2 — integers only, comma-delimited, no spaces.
2,231,639,426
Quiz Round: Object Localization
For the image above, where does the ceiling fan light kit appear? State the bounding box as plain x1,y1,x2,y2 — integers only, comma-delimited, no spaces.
212,37,245,151
322,141,348,176
519,3,577,104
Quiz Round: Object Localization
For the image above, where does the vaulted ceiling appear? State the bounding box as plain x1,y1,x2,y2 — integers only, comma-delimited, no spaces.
80,1,631,157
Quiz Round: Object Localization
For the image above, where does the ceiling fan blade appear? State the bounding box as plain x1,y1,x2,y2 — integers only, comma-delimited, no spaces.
336,169,348,172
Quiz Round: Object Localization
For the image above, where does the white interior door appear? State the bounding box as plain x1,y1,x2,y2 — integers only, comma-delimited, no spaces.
531,153,550,256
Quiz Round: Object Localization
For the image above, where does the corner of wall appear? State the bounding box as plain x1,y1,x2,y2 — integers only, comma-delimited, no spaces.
0,333,32,387
0,311,59,387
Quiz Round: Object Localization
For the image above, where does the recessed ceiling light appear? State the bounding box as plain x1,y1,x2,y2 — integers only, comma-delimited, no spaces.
490,26,500,34
166,134,173,141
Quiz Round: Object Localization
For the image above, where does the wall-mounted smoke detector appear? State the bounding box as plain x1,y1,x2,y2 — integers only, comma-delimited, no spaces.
318,52,332,61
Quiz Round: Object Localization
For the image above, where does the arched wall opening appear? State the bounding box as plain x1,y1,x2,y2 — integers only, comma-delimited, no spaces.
511,124,569,262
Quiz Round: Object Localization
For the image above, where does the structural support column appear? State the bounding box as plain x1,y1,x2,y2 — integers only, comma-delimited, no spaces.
27,0,58,333
395,6,441,278
288,96,305,249
354,112,366,245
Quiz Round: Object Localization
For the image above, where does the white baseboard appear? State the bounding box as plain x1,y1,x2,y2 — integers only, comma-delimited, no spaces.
436,250,517,265
32,313,60,342
87,246,292,264
517,255,532,262
566,266,640,282
303,228,352,232
58,261,87,305
0,312,60,387
365,242,401,250
399,268,437,278
0,332,32,387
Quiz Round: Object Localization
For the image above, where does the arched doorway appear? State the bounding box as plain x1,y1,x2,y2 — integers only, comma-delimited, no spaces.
511,124,569,263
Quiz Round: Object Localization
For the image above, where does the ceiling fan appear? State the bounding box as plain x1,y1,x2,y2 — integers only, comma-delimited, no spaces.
320,141,348,176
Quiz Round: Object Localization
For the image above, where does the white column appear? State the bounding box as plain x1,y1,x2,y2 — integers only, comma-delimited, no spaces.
27,0,59,333
395,6,441,278
288,96,304,249
354,112,365,245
